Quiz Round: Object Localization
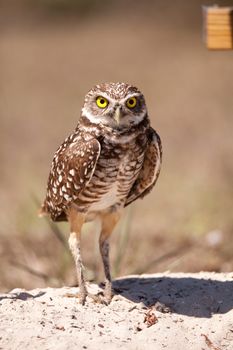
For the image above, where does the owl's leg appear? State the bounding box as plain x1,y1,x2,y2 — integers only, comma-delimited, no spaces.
67,207,87,305
99,212,121,304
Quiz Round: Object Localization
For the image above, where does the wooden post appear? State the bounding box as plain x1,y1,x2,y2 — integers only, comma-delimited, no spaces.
203,6,233,50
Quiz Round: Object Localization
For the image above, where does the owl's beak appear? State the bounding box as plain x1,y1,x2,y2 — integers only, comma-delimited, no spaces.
114,107,122,125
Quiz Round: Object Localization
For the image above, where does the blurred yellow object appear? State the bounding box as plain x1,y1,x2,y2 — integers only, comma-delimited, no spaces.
203,6,233,50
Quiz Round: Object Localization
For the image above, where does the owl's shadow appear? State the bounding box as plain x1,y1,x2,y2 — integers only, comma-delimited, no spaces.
112,276,233,318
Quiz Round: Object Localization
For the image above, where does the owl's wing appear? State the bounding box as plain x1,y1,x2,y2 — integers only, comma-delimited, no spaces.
125,127,162,207
41,133,101,221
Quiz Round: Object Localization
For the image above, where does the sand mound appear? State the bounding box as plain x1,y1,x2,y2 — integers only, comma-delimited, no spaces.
0,272,232,350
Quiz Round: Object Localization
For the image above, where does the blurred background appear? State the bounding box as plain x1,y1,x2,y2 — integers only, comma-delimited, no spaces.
0,0,233,292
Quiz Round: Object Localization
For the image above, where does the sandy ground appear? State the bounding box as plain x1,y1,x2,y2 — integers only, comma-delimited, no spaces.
0,272,233,350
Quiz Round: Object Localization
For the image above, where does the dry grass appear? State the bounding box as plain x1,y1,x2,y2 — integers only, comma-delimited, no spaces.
0,1,233,292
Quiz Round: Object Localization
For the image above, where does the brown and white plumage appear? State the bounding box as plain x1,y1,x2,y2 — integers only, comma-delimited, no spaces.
40,82,162,304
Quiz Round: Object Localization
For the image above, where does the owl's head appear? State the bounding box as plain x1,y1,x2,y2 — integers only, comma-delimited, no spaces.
81,82,148,130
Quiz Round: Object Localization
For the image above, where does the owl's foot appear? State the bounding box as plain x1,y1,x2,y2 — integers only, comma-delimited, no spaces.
65,289,87,305
64,291,111,305
88,289,113,305
88,292,108,305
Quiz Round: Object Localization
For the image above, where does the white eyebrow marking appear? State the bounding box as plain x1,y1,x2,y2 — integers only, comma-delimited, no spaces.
120,93,142,104
94,92,142,105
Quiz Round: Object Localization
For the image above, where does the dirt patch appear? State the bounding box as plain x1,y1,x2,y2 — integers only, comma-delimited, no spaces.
0,272,232,350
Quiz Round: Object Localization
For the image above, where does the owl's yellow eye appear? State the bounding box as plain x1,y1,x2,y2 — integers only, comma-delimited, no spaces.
96,96,109,109
126,97,137,109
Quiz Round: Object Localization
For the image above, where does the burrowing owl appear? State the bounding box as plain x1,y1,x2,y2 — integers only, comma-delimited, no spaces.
40,82,162,305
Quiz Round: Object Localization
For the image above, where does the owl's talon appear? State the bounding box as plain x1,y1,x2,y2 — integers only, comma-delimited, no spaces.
63,291,87,305
63,291,109,305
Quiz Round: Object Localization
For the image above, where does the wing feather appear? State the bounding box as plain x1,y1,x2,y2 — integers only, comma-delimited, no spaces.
125,127,162,207
41,132,101,221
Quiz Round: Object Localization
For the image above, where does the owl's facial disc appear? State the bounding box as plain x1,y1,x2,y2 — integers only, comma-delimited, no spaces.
82,89,147,129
